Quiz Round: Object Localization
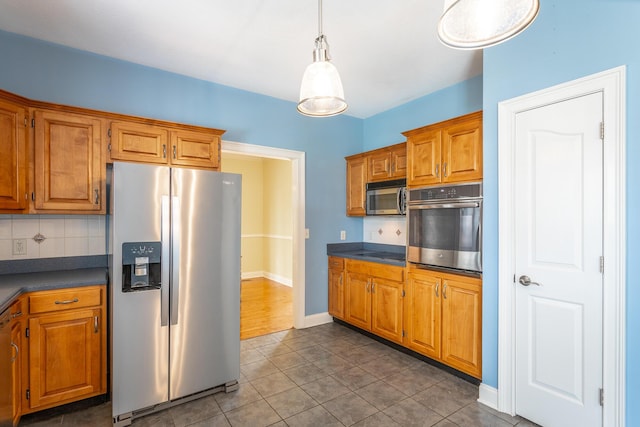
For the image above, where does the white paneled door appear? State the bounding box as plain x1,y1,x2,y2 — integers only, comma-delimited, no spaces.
514,92,603,426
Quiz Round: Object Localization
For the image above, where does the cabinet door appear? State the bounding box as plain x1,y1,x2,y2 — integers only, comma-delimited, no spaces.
368,151,391,182
170,130,220,170
440,277,482,378
345,271,371,330
346,155,367,216
370,277,404,344
441,113,482,183
328,258,345,320
109,120,169,165
389,144,407,179
11,319,21,426
28,308,103,409
34,110,103,212
405,272,441,359
0,99,28,211
407,129,442,187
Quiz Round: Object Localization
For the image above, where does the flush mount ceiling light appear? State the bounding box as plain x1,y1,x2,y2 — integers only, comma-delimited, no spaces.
297,0,347,117
437,0,540,50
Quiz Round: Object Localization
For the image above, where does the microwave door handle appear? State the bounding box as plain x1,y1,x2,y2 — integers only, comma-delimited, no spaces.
397,188,403,214
409,202,480,209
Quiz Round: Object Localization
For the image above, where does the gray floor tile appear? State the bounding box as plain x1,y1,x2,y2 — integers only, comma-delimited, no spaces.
300,375,351,404
62,402,112,427
264,387,318,419
240,347,266,365
19,414,64,426
333,365,379,391
352,411,402,427
169,395,222,427
433,419,460,427
413,383,476,417
295,344,335,362
240,358,280,381
256,342,294,358
267,350,309,370
311,353,353,374
282,362,328,386
250,371,297,397
224,399,282,427
322,391,378,426
186,413,232,427
214,383,262,412
382,364,445,397
447,403,514,427
359,355,406,379
132,410,176,426
355,379,408,410
383,397,444,427
283,404,343,427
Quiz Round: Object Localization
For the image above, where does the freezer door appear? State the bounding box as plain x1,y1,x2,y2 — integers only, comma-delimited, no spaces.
110,162,170,417
169,169,241,400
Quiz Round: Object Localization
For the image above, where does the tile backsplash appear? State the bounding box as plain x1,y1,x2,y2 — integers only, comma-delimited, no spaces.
363,216,407,246
0,215,106,260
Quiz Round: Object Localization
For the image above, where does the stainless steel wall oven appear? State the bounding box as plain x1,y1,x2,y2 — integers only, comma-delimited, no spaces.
407,182,482,273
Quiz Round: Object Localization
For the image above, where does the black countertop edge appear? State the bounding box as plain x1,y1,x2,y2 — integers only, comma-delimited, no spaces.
0,255,107,275
0,267,108,313
327,242,406,266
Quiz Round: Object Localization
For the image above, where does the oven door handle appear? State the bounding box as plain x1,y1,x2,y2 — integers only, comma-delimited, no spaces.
409,202,480,209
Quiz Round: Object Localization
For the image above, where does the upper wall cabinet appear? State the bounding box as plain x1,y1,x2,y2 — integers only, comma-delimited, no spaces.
0,97,28,212
109,120,223,170
368,142,407,182
33,110,104,213
404,111,483,187
345,153,367,216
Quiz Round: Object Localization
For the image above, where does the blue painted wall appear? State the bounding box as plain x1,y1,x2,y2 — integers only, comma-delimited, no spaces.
482,0,639,423
0,30,365,316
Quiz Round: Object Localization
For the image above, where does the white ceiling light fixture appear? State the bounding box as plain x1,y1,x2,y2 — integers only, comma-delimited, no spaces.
297,0,347,117
437,0,540,50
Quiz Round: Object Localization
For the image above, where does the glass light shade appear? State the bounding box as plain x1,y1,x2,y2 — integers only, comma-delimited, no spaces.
437,0,540,49
298,60,347,117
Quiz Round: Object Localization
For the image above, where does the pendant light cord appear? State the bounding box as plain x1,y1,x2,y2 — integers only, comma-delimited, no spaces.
318,0,323,38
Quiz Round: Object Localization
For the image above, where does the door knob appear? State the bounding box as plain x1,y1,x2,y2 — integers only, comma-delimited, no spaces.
518,275,541,287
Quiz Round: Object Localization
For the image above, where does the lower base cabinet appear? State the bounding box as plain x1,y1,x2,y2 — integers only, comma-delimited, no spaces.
405,267,482,378
16,285,107,418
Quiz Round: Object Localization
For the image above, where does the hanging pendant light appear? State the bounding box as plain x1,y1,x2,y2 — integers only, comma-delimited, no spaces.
437,0,540,50
297,0,347,117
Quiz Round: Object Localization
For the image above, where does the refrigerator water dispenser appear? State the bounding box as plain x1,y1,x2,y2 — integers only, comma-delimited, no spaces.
122,242,161,292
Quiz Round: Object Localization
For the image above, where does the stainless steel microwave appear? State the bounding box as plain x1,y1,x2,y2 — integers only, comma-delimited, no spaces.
407,182,482,273
366,179,406,215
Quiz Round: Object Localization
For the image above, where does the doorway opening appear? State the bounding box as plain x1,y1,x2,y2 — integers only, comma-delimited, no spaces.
221,141,306,340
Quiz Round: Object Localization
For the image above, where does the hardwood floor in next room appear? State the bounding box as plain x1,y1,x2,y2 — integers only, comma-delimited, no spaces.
241,277,293,340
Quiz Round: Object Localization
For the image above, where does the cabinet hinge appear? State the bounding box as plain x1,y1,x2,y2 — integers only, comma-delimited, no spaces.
31,192,35,202
600,256,604,273
25,327,29,338
599,388,604,406
108,128,112,138
108,143,112,152
24,117,27,127
600,122,605,140
402,330,406,337
31,118,35,128
402,290,406,297
26,389,30,400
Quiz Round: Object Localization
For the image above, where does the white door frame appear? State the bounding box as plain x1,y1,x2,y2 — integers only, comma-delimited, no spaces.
497,66,626,426
222,140,306,330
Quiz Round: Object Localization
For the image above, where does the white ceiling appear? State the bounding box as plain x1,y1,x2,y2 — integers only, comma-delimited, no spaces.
0,0,482,119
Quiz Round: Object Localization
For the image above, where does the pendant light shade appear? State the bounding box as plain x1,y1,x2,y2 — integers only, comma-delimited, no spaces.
297,0,347,117
437,0,540,50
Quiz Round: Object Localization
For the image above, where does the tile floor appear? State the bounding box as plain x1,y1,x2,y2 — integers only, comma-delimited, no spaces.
19,322,539,427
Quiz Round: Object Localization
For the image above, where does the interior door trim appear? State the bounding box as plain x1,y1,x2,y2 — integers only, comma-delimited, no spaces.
496,66,626,426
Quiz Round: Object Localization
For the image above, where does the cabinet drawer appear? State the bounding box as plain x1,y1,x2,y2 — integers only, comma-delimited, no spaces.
328,256,344,270
28,287,102,314
346,259,404,282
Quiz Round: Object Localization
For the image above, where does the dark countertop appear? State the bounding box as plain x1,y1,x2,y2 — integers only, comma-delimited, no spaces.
0,256,108,313
327,242,406,267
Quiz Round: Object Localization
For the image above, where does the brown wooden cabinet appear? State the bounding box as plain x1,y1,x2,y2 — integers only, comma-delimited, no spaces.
109,120,223,170
345,154,367,216
328,256,346,320
404,111,482,187
33,110,104,213
0,96,29,213
368,142,407,182
23,286,106,413
345,259,404,344
405,267,482,378
10,299,23,427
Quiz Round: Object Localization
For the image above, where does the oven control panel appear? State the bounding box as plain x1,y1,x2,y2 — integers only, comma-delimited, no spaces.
409,182,482,202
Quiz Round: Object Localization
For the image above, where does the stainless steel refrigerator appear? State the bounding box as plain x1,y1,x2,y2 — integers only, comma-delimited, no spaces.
108,162,241,426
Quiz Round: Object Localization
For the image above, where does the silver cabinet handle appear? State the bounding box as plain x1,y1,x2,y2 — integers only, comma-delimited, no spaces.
10,342,18,363
443,283,448,299
173,145,177,159
55,298,78,305
443,162,448,177
339,275,343,286
435,164,439,178
162,144,167,158
11,311,22,319
94,316,99,333
371,282,375,293
94,189,99,204
435,282,439,297
519,275,541,286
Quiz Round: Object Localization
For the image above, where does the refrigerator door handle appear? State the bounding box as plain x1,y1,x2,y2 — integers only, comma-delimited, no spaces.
161,195,170,327
170,195,181,325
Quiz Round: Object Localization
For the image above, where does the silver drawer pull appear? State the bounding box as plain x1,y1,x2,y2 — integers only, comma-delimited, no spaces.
55,298,79,305
11,342,18,363
11,311,22,318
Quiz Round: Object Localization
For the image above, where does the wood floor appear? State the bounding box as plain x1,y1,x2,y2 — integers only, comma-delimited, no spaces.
240,277,293,340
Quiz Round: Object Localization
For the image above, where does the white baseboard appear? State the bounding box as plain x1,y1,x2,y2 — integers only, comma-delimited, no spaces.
241,271,292,287
302,312,333,328
478,383,499,411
